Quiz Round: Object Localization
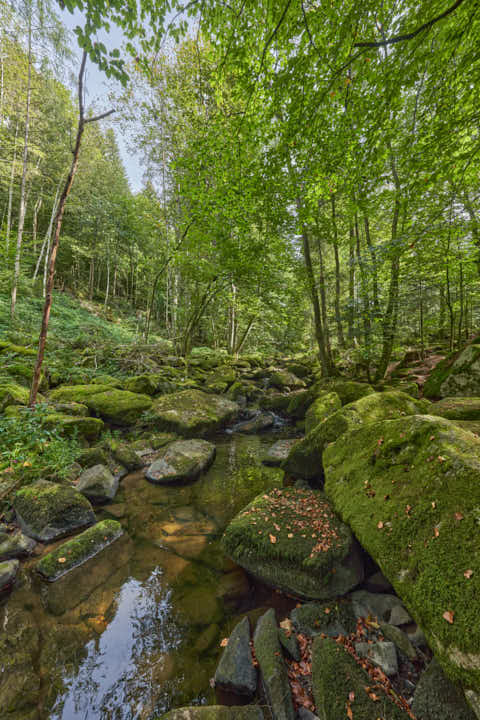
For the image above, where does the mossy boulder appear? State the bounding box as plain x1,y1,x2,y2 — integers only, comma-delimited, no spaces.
85,389,152,425
254,608,295,720
14,480,95,542
160,708,264,720
430,397,480,421
0,559,19,591
305,391,342,435
76,464,118,503
323,413,480,695
312,379,375,405
222,488,363,599
145,439,216,484
36,519,123,581
263,439,300,467
311,637,407,719
424,344,480,398
0,341,36,357
285,389,316,419
0,531,36,561
106,439,143,470
123,373,173,395
269,369,305,390
0,382,30,412
41,413,104,441
151,389,239,437
48,384,113,403
51,402,89,416
284,391,429,480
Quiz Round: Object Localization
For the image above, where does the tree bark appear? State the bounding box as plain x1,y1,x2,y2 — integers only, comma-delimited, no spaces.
331,195,345,348
29,52,114,405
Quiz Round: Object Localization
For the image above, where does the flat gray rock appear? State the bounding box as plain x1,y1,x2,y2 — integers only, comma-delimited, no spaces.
77,464,118,504
230,412,274,434
146,439,216,484
214,616,257,696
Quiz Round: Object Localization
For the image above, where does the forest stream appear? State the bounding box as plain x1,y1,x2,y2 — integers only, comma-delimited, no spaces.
1,426,296,720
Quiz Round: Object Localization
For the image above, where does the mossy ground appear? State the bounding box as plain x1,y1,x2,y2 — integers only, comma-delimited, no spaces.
323,414,480,692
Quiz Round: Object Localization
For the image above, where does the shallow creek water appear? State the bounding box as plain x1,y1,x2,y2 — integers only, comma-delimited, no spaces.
2,430,295,720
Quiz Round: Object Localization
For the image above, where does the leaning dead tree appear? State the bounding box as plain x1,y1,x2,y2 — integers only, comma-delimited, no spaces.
29,50,114,406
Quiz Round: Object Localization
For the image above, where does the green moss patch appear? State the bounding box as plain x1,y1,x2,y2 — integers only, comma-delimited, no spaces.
312,379,375,405
49,384,113,403
151,389,239,437
312,637,407,719
36,519,123,581
14,480,95,542
305,391,342,434
0,382,30,412
284,391,429,480
323,414,480,693
41,413,104,441
85,389,152,425
431,397,480,421
222,488,363,599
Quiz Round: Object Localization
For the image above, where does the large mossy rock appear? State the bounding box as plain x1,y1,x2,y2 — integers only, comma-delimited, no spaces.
222,487,363,599
312,379,375,405
14,480,95,542
284,391,429,480
311,636,407,719
86,389,152,425
269,369,305,390
0,382,30,412
41,413,104,441
304,391,341,435
160,708,264,720
36,519,123,581
48,384,113,403
430,397,480,421
0,531,35,561
323,413,480,696
424,343,480,398
50,384,152,425
145,439,216,484
151,389,239,437
254,609,295,720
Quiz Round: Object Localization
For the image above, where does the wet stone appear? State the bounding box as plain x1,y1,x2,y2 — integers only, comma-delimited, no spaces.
214,616,257,697
263,438,299,467
278,627,300,661
254,609,295,720
0,530,36,560
355,641,398,676
146,439,216,484
0,558,19,591
76,464,119,504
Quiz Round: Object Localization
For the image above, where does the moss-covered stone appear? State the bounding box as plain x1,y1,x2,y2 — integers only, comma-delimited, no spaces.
284,391,429,480
76,446,110,468
262,392,295,413
160,708,264,720
222,487,363,599
0,382,30,412
151,389,239,437
214,616,257,696
254,609,295,720
323,413,480,694
14,480,95,542
51,401,89,416
106,439,143,470
0,531,36,561
269,369,305,390
124,374,161,395
311,637,407,719
41,413,104,441
48,383,113,403
430,397,480,421
285,389,316,419
424,344,480,398
290,599,357,637
76,464,118,503
305,391,342,435
263,439,300,467
84,388,152,425
0,341,36,357
312,379,375,405
412,658,477,720
146,439,216,484
36,519,123,581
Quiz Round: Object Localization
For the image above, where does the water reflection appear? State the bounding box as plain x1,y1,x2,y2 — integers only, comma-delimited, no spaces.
50,568,180,720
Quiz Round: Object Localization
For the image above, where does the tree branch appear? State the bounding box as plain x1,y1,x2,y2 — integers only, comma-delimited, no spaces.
85,108,116,124
354,0,468,48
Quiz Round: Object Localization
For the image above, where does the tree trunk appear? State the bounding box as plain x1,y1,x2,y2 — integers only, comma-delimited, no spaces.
29,52,114,406
347,223,355,343
32,196,42,257
331,195,345,348
5,120,19,253
11,11,32,320
364,212,380,317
